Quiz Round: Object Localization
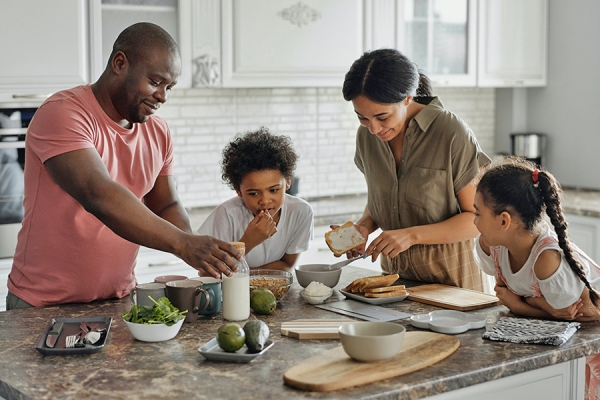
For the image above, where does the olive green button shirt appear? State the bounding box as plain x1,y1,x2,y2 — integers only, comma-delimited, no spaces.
354,97,491,290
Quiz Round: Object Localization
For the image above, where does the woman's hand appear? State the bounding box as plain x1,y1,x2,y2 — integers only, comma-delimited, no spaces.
365,228,414,261
329,223,370,258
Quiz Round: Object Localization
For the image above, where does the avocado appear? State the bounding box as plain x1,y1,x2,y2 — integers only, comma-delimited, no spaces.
243,320,270,353
250,288,277,315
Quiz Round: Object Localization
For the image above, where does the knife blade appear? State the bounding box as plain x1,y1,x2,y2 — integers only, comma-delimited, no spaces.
45,321,64,348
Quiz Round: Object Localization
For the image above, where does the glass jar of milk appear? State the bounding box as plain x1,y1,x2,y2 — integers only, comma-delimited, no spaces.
222,242,250,321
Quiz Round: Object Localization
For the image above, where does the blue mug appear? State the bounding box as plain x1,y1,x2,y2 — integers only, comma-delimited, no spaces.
189,277,222,316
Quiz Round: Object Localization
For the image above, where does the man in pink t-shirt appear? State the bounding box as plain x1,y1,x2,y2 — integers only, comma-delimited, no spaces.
7,23,241,309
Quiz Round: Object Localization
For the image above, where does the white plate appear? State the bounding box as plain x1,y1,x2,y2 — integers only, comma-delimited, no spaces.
410,310,487,334
339,289,408,305
198,338,274,363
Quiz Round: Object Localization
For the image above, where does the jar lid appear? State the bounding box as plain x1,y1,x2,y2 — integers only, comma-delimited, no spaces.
229,241,246,256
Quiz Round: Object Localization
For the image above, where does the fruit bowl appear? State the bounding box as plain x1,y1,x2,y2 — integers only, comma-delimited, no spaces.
124,319,184,342
249,269,293,301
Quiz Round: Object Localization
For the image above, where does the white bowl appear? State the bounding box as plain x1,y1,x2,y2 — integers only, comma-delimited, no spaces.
294,264,342,288
124,319,184,342
301,289,333,304
338,322,405,362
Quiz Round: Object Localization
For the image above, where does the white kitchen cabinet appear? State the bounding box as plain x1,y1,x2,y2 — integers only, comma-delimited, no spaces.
425,357,585,400
566,214,600,261
0,0,90,99
193,0,365,88
397,0,478,87
477,0,548,87
89,0,192,88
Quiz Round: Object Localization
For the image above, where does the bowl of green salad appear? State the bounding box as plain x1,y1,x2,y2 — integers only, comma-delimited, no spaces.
122,296,186,342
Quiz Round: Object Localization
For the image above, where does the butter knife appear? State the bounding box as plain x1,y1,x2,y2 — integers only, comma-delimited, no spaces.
45,321,64,348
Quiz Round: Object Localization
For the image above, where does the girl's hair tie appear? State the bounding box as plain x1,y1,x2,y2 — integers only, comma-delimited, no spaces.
532,169,539,185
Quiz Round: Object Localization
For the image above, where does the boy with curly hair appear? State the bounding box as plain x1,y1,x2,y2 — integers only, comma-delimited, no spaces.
197,127,313,272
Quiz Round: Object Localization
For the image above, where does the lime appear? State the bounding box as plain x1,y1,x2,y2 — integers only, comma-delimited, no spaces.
250,288,277,315
216,322,246,352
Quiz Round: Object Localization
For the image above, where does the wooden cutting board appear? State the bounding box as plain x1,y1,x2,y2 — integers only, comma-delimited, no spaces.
284,331,459,392
281,319,355,339
407,284,499,311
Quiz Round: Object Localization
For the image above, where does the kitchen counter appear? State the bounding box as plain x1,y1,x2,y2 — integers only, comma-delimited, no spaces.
1,266,600,400
563,188,600,219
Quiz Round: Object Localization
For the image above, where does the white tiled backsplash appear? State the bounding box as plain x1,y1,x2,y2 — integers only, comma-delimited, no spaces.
158,87,495,209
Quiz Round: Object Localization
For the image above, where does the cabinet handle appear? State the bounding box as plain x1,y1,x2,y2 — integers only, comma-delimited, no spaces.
12,94,51,99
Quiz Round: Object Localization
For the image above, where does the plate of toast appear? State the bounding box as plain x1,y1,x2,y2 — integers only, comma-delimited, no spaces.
339,274,408,305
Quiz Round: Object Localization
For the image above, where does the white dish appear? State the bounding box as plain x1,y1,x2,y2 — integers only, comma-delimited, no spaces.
301,289,333,304
339,289,408,305
410,310,487,334
124,319,183,342
198,338,274,363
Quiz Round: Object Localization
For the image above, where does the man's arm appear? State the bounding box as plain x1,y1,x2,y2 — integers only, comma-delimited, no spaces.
44,148,239,278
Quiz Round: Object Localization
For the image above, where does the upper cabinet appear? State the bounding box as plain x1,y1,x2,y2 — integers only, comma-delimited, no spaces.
397,0,477,87
89,0,192,88
0,0,90,100
477,0,548,87
192,0,365,88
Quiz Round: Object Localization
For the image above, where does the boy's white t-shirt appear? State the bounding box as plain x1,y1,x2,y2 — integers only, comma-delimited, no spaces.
197,194,314,268
474,223,600,309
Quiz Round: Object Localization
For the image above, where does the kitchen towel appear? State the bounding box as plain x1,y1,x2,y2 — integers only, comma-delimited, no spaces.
482,317,580,346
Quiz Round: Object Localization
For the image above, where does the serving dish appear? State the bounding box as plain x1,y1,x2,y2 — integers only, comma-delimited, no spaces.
35,316,112,355
124,319,184,342
198,338,274,363
301,289,333,305
339,289,408,305
410,310,487,334
250,269,292,301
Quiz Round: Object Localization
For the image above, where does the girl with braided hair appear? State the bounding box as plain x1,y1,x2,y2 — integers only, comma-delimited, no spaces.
473,156,600,322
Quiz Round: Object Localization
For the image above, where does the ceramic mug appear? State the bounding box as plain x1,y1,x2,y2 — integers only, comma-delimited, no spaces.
189,277,222,316
154,275,188,284
165,280,210,323
130,282,166,307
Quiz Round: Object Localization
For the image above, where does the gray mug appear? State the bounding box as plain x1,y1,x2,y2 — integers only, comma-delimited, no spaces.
165,280,210,323
130,282,166,307
189,277,222,316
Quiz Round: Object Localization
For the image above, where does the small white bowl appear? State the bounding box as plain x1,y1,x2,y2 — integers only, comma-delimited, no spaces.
339,322,405,362
301,289,333,304
124,319,184,342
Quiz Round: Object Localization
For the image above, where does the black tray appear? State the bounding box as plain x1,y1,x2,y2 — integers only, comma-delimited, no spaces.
35,316,112,355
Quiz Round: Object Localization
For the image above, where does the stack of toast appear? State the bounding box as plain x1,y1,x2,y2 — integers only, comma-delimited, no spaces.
343,274,407,298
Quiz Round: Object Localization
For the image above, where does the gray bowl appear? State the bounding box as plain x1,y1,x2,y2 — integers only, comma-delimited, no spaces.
294,264,342,288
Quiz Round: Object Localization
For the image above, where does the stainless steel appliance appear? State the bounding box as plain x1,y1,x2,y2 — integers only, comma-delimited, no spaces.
0,106,37,258
510,133,547,167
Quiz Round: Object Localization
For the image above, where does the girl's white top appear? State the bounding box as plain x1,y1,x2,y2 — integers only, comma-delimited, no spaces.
475,222,600,309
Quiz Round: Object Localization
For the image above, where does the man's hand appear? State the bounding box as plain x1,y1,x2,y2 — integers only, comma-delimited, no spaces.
180,236,241,279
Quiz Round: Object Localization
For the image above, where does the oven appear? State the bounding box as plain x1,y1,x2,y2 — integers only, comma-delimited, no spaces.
0,106,38,258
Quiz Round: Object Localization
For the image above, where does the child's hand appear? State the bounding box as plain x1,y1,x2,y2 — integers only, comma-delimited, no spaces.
244,210,277,248
525,296,584,320
494,283,522,308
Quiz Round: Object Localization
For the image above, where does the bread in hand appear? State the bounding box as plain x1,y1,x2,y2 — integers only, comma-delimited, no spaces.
324,221,366,257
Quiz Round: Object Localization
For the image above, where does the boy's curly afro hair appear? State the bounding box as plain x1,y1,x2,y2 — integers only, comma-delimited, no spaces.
221,127,298,191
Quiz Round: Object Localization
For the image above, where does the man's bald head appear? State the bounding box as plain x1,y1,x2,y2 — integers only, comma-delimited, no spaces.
108,22,179,68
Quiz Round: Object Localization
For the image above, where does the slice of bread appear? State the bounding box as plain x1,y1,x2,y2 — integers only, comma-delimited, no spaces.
324,221,366,257
363,284,406,293
364,290,407,298
343,274,399,293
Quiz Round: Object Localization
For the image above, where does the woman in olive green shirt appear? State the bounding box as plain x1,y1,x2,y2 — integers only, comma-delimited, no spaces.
342,49,491,290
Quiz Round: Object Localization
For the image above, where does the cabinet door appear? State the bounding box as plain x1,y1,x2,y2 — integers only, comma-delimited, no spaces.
0,0,89,95
220,0,364,88
397,0,477,87
89,0,192,88
565,214,600,261
477,0,548,87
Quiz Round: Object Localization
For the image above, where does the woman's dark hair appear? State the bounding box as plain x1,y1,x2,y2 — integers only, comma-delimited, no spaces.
342,48,432,103
221,127,297,191
476,156,600,308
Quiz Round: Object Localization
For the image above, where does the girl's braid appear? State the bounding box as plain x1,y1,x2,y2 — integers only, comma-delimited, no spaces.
538,171,600,308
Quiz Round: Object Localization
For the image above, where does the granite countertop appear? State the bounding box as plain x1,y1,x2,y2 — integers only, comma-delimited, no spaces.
563,188,600,218
2,266,600,400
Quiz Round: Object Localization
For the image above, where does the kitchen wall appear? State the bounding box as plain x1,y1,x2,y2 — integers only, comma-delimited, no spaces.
495,0,600,190
157,87,495,210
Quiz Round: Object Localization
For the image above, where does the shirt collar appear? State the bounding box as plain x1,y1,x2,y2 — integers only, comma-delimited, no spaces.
412,97,444,132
